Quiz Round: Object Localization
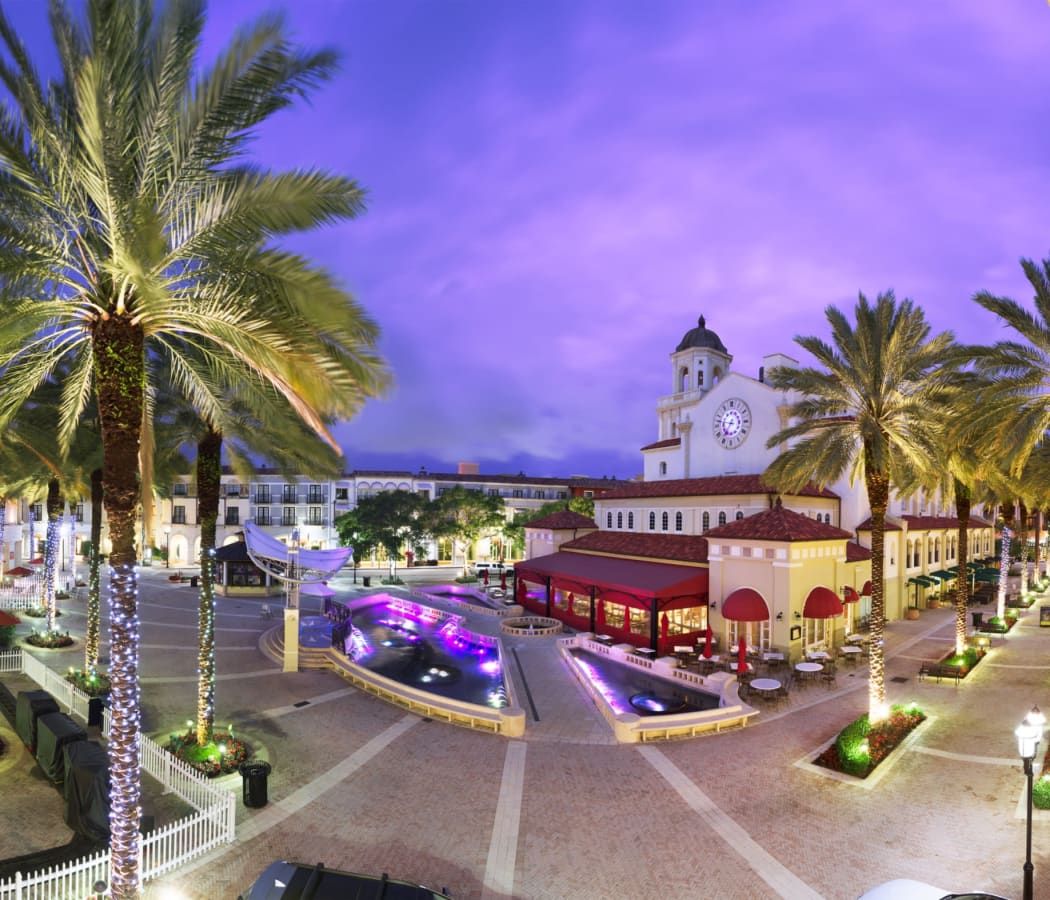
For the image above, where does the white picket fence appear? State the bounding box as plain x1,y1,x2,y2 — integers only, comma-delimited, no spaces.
0,584,40,609
0,647,237,899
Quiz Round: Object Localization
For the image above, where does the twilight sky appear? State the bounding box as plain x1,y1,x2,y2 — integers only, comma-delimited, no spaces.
11,1,1050,480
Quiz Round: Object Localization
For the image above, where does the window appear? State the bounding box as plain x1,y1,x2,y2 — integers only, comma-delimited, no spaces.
335,487,349,502
927,541,933,564
824,514,831,525
282,507,297,527
308,485,324,504
558,491,568,500
659,462,667,475
172,505,186,524
536,490,545,500
627,512,634,529
173,483,187,496
617,512,623,529
649,511,656,530
255,486,271,504
702,512,710,532
513,489,523,498
661,511,669,531
225,507,240,526
735,511,744,521
675,511,683,532
75,503,84,522
307,507,324,526
282,485,297,503
488,489,499,497
934,539,940,563
607,512,613,528
226,483,243,497
718,512,727,526
256,508,271,526
583,490,593,499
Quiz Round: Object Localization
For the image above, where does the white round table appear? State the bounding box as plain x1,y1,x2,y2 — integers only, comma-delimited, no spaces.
795,662,823,673
750,678,781,692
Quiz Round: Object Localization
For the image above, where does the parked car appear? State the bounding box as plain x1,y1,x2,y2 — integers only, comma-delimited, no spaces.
857,879,1009,900
241,861,450,899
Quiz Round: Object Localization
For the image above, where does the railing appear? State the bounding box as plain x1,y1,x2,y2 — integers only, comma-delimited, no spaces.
0,649,236,898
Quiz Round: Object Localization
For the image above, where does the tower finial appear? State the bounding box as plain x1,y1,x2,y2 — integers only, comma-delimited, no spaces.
699,315,706,328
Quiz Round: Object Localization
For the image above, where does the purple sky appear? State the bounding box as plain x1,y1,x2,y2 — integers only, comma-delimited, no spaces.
11,1,1050,479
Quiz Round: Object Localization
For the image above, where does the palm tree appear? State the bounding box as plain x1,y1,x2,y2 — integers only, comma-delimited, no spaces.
0,4,387,895
763,291,959,722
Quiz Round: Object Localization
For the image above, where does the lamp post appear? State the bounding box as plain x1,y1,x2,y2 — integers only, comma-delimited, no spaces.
1016,705,1046,900
163,526,171,569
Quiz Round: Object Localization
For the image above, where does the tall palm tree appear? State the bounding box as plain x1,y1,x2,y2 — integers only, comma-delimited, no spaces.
0,4,387,895
763,291,959,722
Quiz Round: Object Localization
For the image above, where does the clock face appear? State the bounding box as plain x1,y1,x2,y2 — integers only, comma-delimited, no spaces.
713,398,752,449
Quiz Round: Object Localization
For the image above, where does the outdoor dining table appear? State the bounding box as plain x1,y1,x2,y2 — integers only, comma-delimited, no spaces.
807,650,830,661
840,645,862,656
845,634,866,645
634,648,657,658
750,678,781,692
795,661,822,685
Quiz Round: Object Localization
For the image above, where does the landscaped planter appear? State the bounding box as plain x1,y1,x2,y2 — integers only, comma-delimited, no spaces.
814,704,926,778
980,615,1019,635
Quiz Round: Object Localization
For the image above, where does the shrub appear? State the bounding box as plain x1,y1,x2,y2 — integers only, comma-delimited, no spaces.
819,704,926,778
167,728,250,777
0,624,14,648
381,576,405,585
1035,776,1050,811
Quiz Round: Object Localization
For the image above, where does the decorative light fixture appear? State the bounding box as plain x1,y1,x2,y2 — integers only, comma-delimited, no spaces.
1017,705,1046,900
709,600,717,610
776,612,784,621
793,611,801,620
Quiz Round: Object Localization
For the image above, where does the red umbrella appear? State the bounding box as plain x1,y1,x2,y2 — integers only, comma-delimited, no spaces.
500,570,507,591
737,635,747,675
566,592,575,614
482,569,489,586
623,607,631,633
6,566,34,578
597,598,606,626
661,613,669,640
28,557,43,565
702,624,713,659
516,579,527,603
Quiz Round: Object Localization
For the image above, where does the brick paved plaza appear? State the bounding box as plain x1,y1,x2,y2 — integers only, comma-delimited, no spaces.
2,567,1047,899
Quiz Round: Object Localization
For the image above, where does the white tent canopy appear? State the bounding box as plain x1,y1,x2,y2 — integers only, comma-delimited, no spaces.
243,521,352,584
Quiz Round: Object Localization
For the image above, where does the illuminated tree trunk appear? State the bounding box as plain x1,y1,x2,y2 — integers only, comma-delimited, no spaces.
196,428,221,746
954,480,971,656
85,468,103,671
44,479,62,632
1018,501,1030,596
865,463,889,723
998,502,1014,621
94,315,145,900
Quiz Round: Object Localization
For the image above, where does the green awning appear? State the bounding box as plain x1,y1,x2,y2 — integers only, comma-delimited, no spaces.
973,572,1000,584
908,575,936,587
929,570,956,581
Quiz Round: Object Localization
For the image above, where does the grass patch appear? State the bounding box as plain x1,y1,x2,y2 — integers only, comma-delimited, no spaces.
815,704,926,778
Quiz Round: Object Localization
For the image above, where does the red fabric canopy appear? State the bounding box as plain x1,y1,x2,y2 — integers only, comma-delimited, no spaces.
6,566,33,578
721,587,769,622
514,552,707,602
804,586,844,618
0,610,20,626
842,586,860,603
861,580,872,596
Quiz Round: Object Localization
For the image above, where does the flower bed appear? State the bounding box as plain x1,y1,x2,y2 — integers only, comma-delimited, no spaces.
25,630,74,649
21,606,63,619
981,613,1018,635
65,668,111,696
814,704,926,778
1034,747,1050,810
166,728,250,777
936,646,985,679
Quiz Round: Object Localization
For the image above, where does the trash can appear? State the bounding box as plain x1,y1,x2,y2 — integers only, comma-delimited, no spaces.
362,576,371,587
239,761,271,808
190,575,199,587
971,611,983,629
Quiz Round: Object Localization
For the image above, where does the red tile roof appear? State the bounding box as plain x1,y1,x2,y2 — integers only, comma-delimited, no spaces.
525,510,597,530
703,503,853,542
854,515,991,532
640,437,681,451
561,531,709,564
846,542,872,562
596,473,837,501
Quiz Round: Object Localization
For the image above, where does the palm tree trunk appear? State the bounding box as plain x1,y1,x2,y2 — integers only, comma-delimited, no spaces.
94,316,145,900
1035,510,1043,580
954,480,971,656
0,497,6,578
85,468,103,672
1019,501,1030,595
866,465,889,723
998,502,1014,621
196,428,221,746
44,478,61,632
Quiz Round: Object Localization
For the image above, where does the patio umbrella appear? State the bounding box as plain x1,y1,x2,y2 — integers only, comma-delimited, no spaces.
737,635,747,675
28,557,43,565
661,613,669,640
702,624,713,659
623,606,631,633
6,566,33,578
516,579,527,603
566,592,575,613
500,570,507,591
597,598,606,626
482,569,489,586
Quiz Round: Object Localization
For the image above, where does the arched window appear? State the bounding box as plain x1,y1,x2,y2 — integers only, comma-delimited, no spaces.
735,511,744,521
824,513,831,525
607,512,612,528
906,540,913,567
649,511,656,530
698,369,704,387
702,512,710,532
927,540,933,564
661,511,669,531
934,539,940,562
617,512,623,529
628,512,634,529
718,511,727,526
675,511,683,532
659,461,667,475
679,367,689,392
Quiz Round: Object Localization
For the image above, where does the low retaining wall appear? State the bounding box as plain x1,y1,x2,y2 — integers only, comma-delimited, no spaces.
560,635,757,743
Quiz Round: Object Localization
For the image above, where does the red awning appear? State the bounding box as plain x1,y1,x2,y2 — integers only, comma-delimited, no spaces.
513,551,707,602
6,566,34,578
721,588,769,622
861,580,872,596
842,586,860,603
804,586,844,618
0,610,20,626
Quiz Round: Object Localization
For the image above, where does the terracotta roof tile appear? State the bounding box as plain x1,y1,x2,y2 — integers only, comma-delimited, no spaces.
640,437,681,451
855,515,991,532
846,542,872,562
560,531,708,564
525,510,597,530
597,473,837,501
703,503,853,542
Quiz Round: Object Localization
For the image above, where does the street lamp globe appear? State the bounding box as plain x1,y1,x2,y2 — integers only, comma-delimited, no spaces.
1016,705,1045,900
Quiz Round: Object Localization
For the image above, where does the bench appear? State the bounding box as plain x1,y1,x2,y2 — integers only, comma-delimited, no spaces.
918,661,961,685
